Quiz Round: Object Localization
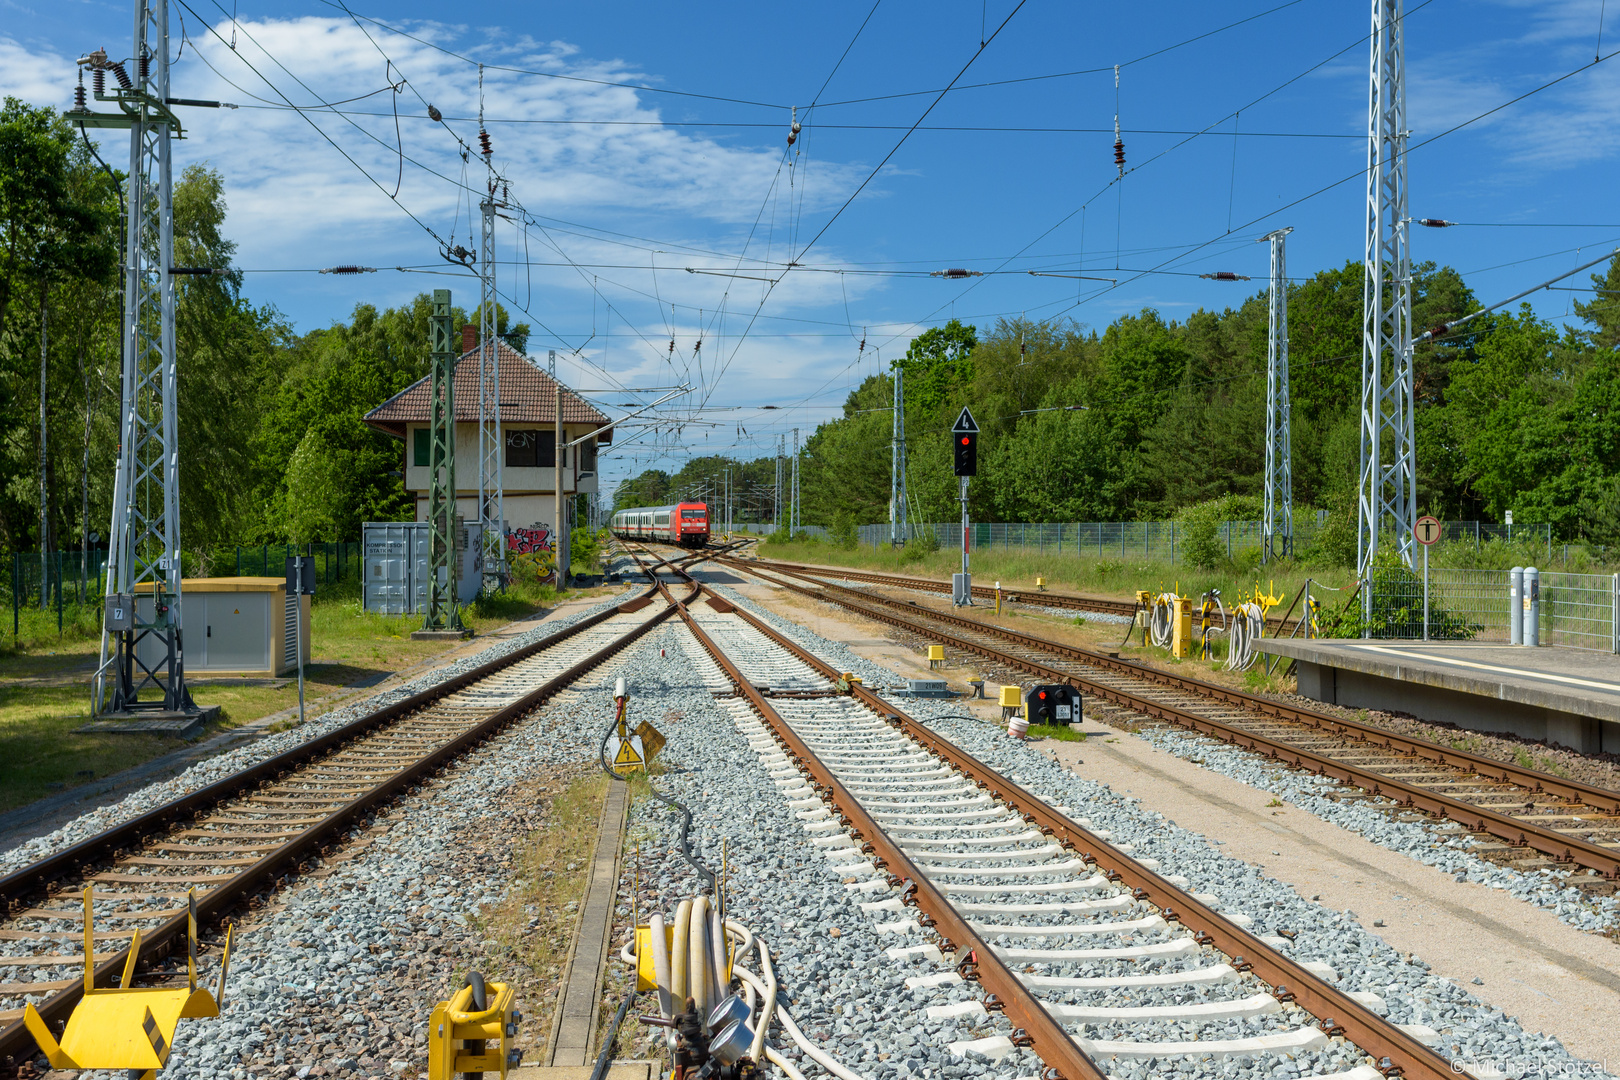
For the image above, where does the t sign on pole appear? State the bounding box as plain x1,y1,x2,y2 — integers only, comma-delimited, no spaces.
1414,515,1441,640
951,407,979,606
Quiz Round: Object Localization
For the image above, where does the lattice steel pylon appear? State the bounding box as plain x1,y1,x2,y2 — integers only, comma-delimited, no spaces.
424,290,464,632
890,365,908,546
1359,0,1416,579
791,428,801,531
93,0,194,717
1260,226,1293,563
476,190,506,593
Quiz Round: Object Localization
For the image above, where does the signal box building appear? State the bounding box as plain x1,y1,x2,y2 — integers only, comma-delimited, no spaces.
362,328,612,550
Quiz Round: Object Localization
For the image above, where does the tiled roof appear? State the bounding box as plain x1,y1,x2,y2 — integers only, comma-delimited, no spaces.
363,341,612,440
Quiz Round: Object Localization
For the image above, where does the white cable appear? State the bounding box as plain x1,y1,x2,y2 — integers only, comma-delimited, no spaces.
1149,593,1176,648
732,963,868,1080
1226,602,1265,671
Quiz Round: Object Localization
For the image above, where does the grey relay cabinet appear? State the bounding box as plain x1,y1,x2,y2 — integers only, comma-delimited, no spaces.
362,520,481,615
134,578,309,676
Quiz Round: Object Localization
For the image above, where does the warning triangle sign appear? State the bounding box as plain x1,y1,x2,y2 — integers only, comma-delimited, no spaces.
610,735,645,773
951,407,979,433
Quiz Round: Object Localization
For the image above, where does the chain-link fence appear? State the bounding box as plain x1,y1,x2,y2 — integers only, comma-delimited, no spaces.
845,518,1559,563
1363,566,1620,651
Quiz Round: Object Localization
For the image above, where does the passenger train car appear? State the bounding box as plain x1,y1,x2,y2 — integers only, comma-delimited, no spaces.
610,503,710,548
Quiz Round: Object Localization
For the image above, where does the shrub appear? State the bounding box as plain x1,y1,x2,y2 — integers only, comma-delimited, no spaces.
1173,495,1263,570
831,511,859,550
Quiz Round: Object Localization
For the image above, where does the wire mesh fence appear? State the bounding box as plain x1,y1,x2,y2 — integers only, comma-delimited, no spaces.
847,519,1559,563
1363,566,1620,651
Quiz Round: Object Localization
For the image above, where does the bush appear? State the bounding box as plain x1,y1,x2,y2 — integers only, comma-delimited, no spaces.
831,512,859,550
1173,495,1264,570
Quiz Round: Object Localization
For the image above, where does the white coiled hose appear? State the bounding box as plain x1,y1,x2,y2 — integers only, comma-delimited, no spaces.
1226,602,1265,671
618,909,864,1080
1149,593,1178,648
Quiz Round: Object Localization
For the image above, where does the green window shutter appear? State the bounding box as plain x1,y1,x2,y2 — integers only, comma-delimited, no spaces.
413,427,429,467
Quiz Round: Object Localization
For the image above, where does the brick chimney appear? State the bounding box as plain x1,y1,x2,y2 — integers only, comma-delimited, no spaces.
461,324,478,354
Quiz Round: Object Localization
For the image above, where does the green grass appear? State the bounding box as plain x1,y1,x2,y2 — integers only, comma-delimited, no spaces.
1026,722,1085,742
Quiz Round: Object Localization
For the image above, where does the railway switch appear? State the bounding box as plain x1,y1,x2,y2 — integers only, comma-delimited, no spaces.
427,973,520,1080
24,887,233,1079
998,685,1022,718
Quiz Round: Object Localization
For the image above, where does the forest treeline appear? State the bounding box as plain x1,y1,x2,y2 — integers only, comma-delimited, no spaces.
621,250,1620,548
0,99,527,554
6,98,1620,557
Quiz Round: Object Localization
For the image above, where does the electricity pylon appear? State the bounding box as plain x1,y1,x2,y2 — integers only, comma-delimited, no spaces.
424,289,464,632
1260,226,1293,563
890,366,908,546
1359,0,1416,580
476,188,506,593
91,0,195,717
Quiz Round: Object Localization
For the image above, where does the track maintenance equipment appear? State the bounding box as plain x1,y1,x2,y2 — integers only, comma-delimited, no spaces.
1226,582,1284,672
1197,589,1226,661
24,887,233,1079
609,670,664,773
427,972,521,1079
1148,592,1193,658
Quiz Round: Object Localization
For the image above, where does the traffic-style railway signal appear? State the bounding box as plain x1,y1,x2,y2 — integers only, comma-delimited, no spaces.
952,407,979,477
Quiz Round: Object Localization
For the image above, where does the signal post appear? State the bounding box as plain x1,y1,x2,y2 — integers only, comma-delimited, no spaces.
952,407,978,606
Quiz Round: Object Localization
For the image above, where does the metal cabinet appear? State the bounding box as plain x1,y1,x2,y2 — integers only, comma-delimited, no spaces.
363,520,479,615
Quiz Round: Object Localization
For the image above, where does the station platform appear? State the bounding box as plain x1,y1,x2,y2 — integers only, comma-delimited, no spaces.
1259,638,1620,754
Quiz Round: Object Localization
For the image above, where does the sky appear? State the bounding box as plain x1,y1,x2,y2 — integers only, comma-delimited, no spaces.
4,0,1618,502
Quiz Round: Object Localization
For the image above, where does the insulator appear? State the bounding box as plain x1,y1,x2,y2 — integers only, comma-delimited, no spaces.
478,129,492,156
1201,271,1251,281
109,61,132,90
93,67,105,95
1113,139,1125,167
427,103,443,122
138,53,149,79
935,268,980,279
1418,218,1456,228
74,83,87,112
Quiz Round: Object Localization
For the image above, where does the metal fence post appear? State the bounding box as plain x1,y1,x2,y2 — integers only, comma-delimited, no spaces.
1510,567,1524,645
1612,572,1619,654
1525,566,1541,647
56,551,63,635
12,553,18,643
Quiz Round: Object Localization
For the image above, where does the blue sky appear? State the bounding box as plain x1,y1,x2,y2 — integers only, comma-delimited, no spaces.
5,0,1618,496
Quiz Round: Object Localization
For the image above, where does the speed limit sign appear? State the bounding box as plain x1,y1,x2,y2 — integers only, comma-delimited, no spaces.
1413,515,1442,546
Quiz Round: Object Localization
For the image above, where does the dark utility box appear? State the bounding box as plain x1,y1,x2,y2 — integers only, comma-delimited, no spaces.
1026,684,1081,725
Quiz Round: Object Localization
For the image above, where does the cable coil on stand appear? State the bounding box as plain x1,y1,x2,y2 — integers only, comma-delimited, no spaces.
1225,602,1266,671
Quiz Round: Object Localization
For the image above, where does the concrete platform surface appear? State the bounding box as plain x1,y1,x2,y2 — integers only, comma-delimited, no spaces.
1261,638,1620,752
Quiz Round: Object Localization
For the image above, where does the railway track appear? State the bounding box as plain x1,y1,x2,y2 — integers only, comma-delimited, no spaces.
741,554,1312,633
622,545,1470,1080
717,556,1620,888
0,567,702,1068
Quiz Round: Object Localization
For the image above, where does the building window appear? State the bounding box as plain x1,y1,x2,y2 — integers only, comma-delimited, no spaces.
506,429,555,468
580,439,597,472
413,428,429,467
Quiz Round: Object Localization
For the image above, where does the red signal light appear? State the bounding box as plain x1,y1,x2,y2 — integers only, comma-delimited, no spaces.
961,436,969,445
1038,691,1047,699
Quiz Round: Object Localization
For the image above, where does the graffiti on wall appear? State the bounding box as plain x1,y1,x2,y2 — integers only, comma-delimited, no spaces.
506,526,556,585
506,526,553,554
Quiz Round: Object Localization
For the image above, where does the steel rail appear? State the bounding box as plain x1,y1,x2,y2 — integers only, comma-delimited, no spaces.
641,575,1108,1080
655,560,1467,1080
744,556,1307,632
1,584,686,1065
750,560,1620,813
730,560,1620,880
